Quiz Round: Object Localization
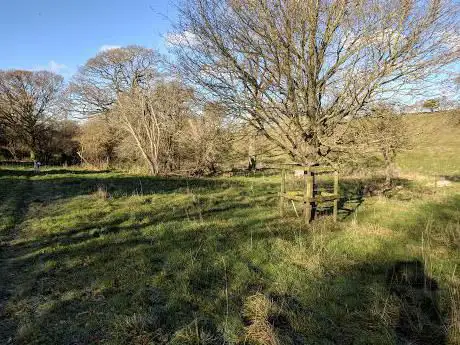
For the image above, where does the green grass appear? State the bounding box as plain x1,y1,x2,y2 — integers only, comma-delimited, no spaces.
0,112,459,344
398,111,460,176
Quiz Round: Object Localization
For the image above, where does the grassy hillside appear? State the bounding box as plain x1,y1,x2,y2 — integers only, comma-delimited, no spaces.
0,112,459,345
398,110,460,176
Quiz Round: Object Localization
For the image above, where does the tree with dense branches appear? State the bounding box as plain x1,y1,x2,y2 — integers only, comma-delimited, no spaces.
0,70,64,159
171,0,459,165
69,45,158,116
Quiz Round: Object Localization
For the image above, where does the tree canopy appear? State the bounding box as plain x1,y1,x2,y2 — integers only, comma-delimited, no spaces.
171,0,459,164
0,70,64,159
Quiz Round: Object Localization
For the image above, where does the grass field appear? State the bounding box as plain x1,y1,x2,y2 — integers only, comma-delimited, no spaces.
398,111,460,176
0,112,459,345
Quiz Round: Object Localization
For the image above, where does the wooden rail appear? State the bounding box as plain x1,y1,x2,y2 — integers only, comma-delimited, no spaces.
278,165,340,223
278,193,340,203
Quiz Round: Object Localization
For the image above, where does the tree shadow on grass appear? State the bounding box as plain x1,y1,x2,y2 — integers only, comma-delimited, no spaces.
441,175,460,183
265,259,448,345
261,195,457,345
0,168,244,202
9,200,257,256
0,168,111,177
0,171,456,344
0,170,249,344
311,176,413,221
0,167,277,343
2,215,284,344
5,217,453,344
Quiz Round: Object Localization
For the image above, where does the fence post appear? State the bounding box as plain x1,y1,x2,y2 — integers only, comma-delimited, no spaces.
333,170,339,222
280,168,286,216
304,170,314,223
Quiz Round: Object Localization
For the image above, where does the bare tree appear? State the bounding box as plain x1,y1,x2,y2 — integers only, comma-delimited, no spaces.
78,116,122,168
70,46,199,174
113,89,162,175
0,70,64,159
69,46,159,168
171,0,459,165
0,119,20,159
360,106,411,185
178,102,231,175
38,120,80,165
152,81,194,172
112,81,193,175
69,46,158,116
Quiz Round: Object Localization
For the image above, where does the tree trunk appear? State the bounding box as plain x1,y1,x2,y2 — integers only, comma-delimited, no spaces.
248,156,256,171
147,158,159,176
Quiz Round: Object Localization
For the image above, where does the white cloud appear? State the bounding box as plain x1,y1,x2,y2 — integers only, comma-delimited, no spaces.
165,31,197,47
47,60,67,73
32,60,68,74
99,44,121,52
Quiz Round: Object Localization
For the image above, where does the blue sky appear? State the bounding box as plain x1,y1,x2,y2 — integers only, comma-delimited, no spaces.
0,0,177,78
0,0,458,102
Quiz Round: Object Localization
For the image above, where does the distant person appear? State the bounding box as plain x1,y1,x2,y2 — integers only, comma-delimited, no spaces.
33,161,41,172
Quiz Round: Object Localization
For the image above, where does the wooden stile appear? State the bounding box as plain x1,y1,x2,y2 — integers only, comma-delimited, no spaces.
278,164,340,223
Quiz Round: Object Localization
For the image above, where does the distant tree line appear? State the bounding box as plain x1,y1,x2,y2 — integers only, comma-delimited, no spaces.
0,0,459,183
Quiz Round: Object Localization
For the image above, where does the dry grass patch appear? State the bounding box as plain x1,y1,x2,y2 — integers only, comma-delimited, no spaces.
243,293,279,345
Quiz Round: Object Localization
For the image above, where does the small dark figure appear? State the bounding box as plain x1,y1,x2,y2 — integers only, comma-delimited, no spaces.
248,155,257,171
387,260,446,345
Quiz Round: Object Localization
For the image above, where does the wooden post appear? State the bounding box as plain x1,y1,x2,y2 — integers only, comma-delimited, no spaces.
280,168,286,216
304,170,314,223
279,165,339,223
303,171,308,222
333,171,339,222
311,172,317,221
